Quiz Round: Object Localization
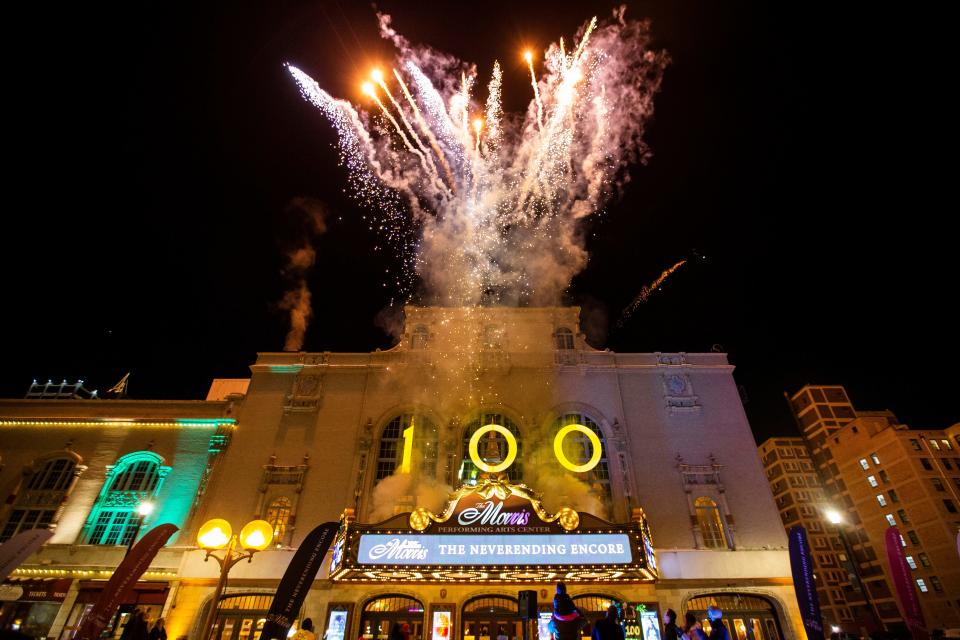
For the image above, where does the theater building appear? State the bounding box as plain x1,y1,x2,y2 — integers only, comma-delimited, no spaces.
2,307,805,640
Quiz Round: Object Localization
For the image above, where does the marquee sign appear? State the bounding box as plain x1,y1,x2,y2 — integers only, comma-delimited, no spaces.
329,475,657,583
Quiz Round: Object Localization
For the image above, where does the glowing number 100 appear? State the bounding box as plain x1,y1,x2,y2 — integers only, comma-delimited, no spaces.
398,420,602,474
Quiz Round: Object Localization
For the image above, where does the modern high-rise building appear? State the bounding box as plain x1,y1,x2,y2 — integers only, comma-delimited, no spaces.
2,307,806,640
776,384,960,634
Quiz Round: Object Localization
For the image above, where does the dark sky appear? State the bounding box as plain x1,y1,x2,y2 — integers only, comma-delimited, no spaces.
4,1,956,442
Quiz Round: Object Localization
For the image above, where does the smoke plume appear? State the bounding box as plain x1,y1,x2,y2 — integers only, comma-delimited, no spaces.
278,197,328,351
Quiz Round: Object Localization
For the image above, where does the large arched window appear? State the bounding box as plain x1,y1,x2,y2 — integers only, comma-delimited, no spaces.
85,451,169,546
266,496,292,543
460,413,523,484
376,414,439,481
552,413,611,505
0,454,83,543
361,595,425,640
695,497,730,549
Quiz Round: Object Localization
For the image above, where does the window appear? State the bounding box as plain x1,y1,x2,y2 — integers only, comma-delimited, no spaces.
885,514,896,526
460,413,522,483
878,469,890,483
410,325,429,350
905,556,917,570
930,576,943,593
918,552,930,568
907,530,920,545
897,509,910,524
899,534,906,547
376,414,439,481
552,413,611,504
859,459,870,470
943,439,954,451
0,454,81,543
266,497,292,543
554,327,574,350
483,325,504,350
870,453,880,465
944,459,954,471
916,578,928,593
85,452,168,546
929,439,940,451
931,478,945,492
888,489,899,503
695,497,731,549
909,439,921,451
876,494,887,507
920,458,933,470
943,499,958,514
867,475,878,487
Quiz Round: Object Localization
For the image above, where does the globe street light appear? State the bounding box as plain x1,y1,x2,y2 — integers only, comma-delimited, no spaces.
197,519,274,640
822,506,883,632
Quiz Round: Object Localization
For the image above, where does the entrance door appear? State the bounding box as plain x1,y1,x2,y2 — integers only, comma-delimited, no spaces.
685,594,784,640
360,595,425,640
462,596,523,640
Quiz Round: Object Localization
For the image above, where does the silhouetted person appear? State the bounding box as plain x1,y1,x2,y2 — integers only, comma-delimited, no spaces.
592,606,624,640
294,618,317,640
148,618,167,640
549,583,586,640
662,610,680,640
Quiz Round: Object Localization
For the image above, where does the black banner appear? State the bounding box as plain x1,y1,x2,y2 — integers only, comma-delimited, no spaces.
261,522,338,640
788,526,824,640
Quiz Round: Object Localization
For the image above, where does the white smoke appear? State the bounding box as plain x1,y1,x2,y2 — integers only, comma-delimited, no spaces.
278,197,328,351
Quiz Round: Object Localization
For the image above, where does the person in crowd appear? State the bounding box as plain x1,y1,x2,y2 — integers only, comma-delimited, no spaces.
681,613,701,640
592,605,624,640
548,583,586,640
148,617,167,640
662,610,681,640
294,618,317,640
401,623,412,640
698,607,729,640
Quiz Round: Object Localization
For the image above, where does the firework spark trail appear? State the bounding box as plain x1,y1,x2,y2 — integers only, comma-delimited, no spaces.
289,10,668,306
616,260,687,326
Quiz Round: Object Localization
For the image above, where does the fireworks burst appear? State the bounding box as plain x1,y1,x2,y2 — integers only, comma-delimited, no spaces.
288,8,668,307
616,259,687,327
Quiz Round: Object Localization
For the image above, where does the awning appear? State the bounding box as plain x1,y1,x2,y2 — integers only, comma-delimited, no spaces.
0,578,73,602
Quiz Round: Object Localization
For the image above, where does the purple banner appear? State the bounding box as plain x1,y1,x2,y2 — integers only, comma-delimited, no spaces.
788,526,824,640
0,529,54,581
885,527,927,640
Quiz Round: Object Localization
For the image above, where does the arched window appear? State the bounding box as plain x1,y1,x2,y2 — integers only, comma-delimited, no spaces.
554,327,574,350
376,414,439,481
460,413,522,484
0,454,82,543
483,325,504,350
411,325,430,350
695,497,730,549
552,413,611,506
361,595,425,640
266,496,292,543
85,451,169,546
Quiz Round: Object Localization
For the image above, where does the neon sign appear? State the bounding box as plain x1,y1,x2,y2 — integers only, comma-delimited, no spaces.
400,421,603,475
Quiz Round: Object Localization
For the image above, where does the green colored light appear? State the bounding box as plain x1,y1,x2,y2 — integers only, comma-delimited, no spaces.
269,365,303,373
175,419,237,426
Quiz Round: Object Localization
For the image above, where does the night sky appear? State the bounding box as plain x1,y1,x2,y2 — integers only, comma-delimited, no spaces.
4,1,955,442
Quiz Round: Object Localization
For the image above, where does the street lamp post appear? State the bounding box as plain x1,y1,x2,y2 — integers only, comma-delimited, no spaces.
196,519,274,640
824,509,884,633
125,501,155,556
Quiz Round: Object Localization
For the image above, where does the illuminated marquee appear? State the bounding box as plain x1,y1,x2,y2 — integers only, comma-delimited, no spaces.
330,476,657,583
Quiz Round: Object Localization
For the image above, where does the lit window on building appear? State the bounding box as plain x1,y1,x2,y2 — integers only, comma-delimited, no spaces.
859,459,869,470
694,496,731,549
867,475,878,487
915,578,928,593
905,556,917,570
876,494,887,507
410,325,429,350
376,414,439,481
899,534,906,547
0,455,80,543
85,451,168,546
870,453,880,465
929,439,941,451
266,496,292,543
884,514,896,527
943,439,954,451
460,413,522,484
552,413,611,505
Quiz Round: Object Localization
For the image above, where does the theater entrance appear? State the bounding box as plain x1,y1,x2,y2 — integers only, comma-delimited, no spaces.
461,596,525,640
686,594,783,640
360,595,425,640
